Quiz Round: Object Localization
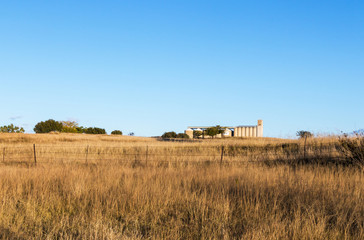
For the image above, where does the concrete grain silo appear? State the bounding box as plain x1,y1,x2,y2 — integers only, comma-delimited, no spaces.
186,120,263,138
185,128,193,139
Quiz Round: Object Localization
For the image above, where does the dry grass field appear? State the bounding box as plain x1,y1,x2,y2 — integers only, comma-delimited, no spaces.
0,133,363,239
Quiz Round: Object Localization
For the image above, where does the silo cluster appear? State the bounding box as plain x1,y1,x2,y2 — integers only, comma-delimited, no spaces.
185,120,263,138
234,126,257,137
233,120,263,137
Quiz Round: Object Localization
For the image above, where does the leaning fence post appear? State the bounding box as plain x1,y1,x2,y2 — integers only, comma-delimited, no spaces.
2,147,5,162
220,146,225,166
85,145,89,164
33,144,37,165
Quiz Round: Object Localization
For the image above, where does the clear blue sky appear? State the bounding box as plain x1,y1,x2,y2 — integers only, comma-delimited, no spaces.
1,1,363,137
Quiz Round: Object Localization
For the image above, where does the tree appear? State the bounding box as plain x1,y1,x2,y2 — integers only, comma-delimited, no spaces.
34,119,63,133
161,131,177,139
193,130,202,139
111,130,123,135
296,131,313,139
76,126,86,133
128,132,135,136
176,133,190,139
61,121,79,133
0,124,25,133
85,127,106,134
205,125,225,138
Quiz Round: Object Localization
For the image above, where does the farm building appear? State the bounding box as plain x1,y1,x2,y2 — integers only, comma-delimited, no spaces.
185,120,263,138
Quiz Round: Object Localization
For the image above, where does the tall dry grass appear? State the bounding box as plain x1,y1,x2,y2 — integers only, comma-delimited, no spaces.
0,133,363,239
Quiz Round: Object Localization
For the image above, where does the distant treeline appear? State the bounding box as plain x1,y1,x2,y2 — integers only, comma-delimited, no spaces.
1,119,123,135
161,131,190,139
33,119,108,134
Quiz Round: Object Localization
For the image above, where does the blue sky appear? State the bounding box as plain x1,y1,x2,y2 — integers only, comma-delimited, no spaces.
0,1,363,137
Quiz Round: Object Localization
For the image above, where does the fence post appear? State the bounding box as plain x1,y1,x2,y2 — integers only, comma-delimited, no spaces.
220,146,224,166
2,147,5,162
33,144,37,165
85,145,89,164
145,145,148,166
304,135,307,160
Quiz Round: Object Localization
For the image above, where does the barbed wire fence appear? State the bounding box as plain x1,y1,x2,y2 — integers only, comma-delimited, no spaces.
0,142,343,167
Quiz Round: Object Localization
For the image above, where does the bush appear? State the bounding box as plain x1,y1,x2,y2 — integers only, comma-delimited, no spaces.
34,119,63,133
85,127,106,134
176,133,189,139
337,133,364,168
61,127,78,133
193,130,202,138
76,126,86,133
61,121,79,133
111,130,123,135
161,131,177,139
0,124,25,133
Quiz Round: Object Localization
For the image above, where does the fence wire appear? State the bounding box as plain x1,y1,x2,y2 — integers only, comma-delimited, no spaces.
0,142,342,165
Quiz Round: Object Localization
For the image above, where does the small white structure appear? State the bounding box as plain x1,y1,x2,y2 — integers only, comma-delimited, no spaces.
223,128,232,137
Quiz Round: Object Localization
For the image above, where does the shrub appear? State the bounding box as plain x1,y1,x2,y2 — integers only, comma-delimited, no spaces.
61,127,78,133
76,126,86,133
0,124,25,133
61,121,79,133
34,119,63,133
336,133,364,168
176,133,190,139
85,127,106,135
111,130,123,135
193,130,202,139
161,131,177,139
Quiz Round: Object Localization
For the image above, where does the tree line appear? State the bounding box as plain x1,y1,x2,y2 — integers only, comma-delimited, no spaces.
0,124,25,133
1,119,123,135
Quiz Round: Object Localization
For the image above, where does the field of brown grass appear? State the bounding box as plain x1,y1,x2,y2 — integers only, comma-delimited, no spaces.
0,133,363,239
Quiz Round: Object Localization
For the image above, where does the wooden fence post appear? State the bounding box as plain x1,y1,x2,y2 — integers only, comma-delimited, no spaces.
304,135,307,160
33,144,37,165
2,147,5,163
85,145,89,164
220,146,225,166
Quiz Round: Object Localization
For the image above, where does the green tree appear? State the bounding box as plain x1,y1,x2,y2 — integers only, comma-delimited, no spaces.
176,133,189,139
111,130,123,135
193,130,202,139
205,125,225,138
161,131,177,139
76,126,86,133
0,124,25,133
34,119,63,133
85,127,106,134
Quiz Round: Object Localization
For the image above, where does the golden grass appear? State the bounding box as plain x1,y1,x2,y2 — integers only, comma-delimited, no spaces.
0,134,363,239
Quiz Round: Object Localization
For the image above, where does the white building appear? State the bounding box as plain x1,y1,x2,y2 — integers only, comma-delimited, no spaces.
185,120,263,138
